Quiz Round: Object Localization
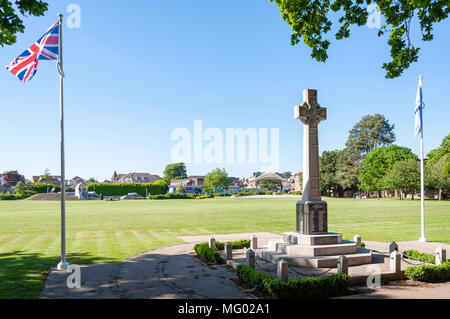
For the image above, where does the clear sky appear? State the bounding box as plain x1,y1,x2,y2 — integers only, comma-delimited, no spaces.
1,0,449,181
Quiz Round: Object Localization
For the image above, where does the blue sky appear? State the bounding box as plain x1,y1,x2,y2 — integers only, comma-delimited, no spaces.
1,0,449,181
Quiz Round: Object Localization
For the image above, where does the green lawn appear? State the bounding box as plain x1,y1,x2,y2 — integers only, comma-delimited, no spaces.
0,197,449,299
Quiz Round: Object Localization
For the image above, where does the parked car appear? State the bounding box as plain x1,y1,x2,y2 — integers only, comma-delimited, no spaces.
184,186,203,195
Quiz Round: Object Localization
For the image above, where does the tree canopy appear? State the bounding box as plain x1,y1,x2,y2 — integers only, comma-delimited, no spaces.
359,145,417,193
383,158,420,197
346,114,396,159
163,163,187,182
0,0,49,46
203,168,230,193
269,0,449,78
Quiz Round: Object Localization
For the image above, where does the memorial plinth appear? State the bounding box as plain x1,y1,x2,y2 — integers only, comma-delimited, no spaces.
255,89,373,269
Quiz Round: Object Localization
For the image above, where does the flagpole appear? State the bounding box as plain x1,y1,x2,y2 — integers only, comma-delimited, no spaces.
418,75,427,242
56,13,69,270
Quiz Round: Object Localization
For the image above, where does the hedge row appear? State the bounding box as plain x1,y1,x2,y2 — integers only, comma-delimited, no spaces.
193,243,223,264
404,260,450,282
148,193,195,200
236,265,352,299
0,190,37,201
215,240,251,251
403,250,436,264
88,181,168,197
30,183,61,194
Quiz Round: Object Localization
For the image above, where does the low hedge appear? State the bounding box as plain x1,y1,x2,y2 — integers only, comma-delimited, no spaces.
236,265,352,299
147,193,195,200
403,250,436,264
89,181,168,197
31,183,61,194
215,240,251,250
0,190,37,200
404,260,450,282
194,243,223,264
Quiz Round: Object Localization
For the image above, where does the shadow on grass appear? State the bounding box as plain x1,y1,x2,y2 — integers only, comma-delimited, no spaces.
0,251,115,299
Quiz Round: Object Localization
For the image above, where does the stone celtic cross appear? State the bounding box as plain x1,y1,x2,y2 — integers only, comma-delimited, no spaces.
294,89,328,235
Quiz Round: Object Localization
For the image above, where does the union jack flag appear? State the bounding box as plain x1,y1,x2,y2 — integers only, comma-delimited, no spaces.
6,21,60,83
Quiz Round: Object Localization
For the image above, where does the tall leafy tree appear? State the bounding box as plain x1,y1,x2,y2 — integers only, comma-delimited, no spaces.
0,1,49,46
359,145,417,197
346,114,396,159
335,148,360,193
427,133,450,164
269,0,449,78
282,171,292,179
383,159,420,200
320,150,341,196
203,168,230,193
163,163,187,182
425,154,450,200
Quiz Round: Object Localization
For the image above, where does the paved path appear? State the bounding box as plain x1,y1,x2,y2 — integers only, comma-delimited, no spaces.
342,281,450,299
40,233,450,299
40,233,276,299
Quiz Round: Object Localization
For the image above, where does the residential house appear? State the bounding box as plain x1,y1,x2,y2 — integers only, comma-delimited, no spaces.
111,171,161,184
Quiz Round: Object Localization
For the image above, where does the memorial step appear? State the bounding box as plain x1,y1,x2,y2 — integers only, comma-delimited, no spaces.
255,247,373,269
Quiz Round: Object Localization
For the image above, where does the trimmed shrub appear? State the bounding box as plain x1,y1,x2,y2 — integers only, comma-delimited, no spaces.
89,180,168,197
0,190,37,200
236,265,352,299
147,193,195,200
194,243,223,264
215,240,251,251
403,250,436,264
404,260,450,282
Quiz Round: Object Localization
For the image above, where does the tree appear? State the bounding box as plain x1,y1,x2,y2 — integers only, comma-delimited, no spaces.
283,171,292,179
259,179,279,191
346,114,396,159
427,133,450,164
42,168,51,179
2,170,25,187
425,154,450,200
320,150,342,197
87,178,97,183
203,169,230,193
383,159,420,200
359,145,417,197
335,148,360,193
0,1,49,46
15,181,26,193
269,0,449,78
175,184,185,194
163,163,187,183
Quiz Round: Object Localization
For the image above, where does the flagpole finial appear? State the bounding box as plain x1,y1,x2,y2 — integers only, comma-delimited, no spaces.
58,13,63,20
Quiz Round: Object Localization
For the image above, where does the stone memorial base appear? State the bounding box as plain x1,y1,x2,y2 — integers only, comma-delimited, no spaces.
255,232,372,269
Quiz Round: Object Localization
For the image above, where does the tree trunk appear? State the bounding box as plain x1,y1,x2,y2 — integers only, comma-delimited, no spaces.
439,187,442,201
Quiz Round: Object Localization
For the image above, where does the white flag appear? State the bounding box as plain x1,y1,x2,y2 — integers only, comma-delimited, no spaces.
414,76,423,138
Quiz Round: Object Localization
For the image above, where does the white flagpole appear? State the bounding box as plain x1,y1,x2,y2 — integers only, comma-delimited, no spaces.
56,13,69,270
418,75,427,242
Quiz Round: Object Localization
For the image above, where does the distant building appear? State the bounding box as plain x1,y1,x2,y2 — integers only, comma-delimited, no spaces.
111,171,161,184
247,172,290,191
170,176,204,187
31,175,62,185
290,171,303,193
68,176,87,188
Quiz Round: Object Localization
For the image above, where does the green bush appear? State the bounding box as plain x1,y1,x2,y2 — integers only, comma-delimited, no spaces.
147,193,195,200
403,250,436,264
215,240,251,251
265,191,273,195
213,193,231,197
31,183,61,194
0,194,18,200
194,243,223,264
404,260,450,282
0,190,37,200
89,180,168,197
236,265,352,299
